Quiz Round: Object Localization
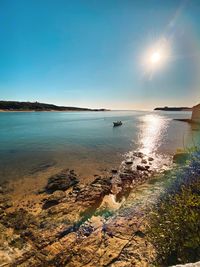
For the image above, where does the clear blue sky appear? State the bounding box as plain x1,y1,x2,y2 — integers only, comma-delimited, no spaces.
0,0,200,109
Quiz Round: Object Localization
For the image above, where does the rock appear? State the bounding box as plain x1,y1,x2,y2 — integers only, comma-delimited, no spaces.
1,208,38,231
111,169,118,174
134,152,144,158
42,190,66,209
137,165,147,171
119,172,136,181
0,195,13,210
148,157,154,161
4,201,13,209
75,177,112,219
76,177,111,204
145,166,150,170
125,161,133,165
0,164,158,266
141,159,147,164
44,169,79,193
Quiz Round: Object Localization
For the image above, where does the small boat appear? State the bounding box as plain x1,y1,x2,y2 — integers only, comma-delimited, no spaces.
113,121,122,127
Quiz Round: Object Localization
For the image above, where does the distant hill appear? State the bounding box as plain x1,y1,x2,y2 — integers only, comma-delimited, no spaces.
154,106,192,111
0,101,108,112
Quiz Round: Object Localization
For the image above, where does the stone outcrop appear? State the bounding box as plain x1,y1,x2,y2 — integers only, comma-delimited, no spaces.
192,103,200,123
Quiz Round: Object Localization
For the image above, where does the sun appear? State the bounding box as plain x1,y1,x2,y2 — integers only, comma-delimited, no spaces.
150,52,161,64
141,37,171,76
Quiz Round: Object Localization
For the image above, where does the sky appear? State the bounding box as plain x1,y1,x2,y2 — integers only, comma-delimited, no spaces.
0,0,200,110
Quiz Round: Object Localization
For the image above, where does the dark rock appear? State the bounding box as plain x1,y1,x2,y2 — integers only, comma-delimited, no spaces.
111,169,118,174
136,165,146,171
0,195,12,210
141,159,147,164
120,173,135,181
72,185,81,193
148,157,154,161
42,190,66,209
125,161,133,165
44,169,79,194
134,230,146,238
4,201,13,209
42,199,59,210
145,166,150,170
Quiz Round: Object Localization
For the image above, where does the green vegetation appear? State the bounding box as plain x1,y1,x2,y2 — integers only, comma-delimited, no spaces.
148,150,200,266
0,100,108,111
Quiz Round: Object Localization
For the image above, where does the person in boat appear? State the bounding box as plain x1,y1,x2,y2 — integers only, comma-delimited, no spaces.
113,121,122,126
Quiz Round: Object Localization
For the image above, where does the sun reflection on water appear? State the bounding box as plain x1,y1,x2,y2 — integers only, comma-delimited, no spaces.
138,114,169,156
121,114,172,172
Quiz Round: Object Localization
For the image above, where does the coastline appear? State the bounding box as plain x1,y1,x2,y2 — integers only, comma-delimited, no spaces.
0,109,109,112
0,148,171,266
0,110,198,266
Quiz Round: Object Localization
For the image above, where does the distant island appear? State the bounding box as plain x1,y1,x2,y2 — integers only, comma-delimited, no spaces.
0,101,109,112
154,106,192,111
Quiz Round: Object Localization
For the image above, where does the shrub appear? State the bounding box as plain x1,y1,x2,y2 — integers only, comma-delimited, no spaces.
148,150,200,266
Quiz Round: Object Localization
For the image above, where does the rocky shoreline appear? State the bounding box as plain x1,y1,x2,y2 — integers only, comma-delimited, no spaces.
0,152,171,266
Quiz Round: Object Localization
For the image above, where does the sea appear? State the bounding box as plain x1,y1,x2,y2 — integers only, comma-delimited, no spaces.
0,110,199,183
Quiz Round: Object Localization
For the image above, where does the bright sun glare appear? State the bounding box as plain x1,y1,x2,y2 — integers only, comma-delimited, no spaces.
150,52,161,64
141,37,171,75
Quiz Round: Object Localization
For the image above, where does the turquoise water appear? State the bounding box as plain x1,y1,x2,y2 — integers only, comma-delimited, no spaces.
0,110,198,182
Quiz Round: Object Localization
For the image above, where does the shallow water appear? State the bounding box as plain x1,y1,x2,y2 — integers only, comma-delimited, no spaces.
0,110,199,182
